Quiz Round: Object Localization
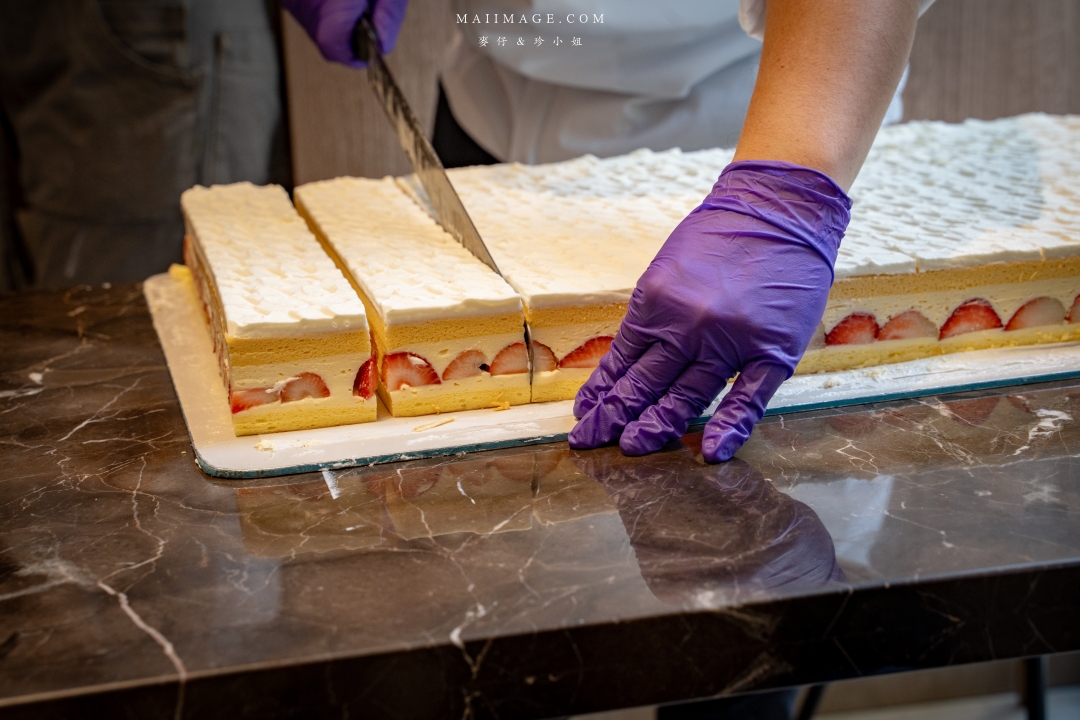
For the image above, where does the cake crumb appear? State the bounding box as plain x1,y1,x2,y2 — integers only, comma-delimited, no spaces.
822,377,843,389
413,417,455,432
490,401,511,411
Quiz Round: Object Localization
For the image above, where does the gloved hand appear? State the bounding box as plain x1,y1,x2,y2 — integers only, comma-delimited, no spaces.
568,161,851,463
283,0,408,68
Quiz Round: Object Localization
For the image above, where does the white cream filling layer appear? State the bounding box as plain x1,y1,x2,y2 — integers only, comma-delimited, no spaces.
230,352,367,400
531,320,621,361
823,277,1080,332
393,332,526,377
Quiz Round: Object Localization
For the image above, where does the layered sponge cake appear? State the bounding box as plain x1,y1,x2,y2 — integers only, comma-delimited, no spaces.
181,182,376,435
400,149,734,401
294,176,530,416
184,113,1080,434
799,113,1080,373
403,113,1080,390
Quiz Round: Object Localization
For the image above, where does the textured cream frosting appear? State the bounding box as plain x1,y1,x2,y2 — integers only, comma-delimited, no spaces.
181,182,366,339
294,176,521,325
399,114,1080,307
839,113,1080,278
400,148,734,310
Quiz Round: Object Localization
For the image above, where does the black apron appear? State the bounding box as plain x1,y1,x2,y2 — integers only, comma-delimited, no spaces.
0,0,288,288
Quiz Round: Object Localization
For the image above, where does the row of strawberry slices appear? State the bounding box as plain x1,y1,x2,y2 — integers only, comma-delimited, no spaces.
380,337,616,391
228,336,617,415
825,294,1080,346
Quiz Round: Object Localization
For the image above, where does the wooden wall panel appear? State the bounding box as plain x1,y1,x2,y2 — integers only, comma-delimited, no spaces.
281,0,454,185
904,0,1080,122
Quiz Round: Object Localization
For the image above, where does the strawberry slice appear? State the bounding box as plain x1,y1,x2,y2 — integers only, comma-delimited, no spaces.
489,342,530,375
825,313,879,346
532,342,558,373
939,299,1002,339
442,349,489,380
1005,296,1065,331
382,352,441,390
1068,294,1080,323
230,387,279,414
353,358,376,399
558,336,614,369
280,372,330,403
877,310,937,341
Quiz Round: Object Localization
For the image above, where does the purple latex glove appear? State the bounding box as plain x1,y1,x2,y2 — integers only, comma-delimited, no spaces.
283,0,408,68
568,161,851,463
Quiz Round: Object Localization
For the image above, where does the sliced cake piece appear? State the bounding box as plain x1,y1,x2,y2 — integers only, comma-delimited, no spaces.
181,182,376,435
400,149,734,402
294,176,530,416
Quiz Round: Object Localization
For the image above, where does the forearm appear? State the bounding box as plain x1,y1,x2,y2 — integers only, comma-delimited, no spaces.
733,0,920,190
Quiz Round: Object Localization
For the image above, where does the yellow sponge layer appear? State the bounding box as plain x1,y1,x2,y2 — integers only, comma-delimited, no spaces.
378,375,531,417
231,398,377,436
525,302,628,329
531,368,594,403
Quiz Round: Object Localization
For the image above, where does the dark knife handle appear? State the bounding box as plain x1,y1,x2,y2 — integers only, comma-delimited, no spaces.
351,14,379,65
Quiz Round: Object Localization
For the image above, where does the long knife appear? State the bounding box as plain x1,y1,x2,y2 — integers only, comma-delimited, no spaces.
352,17,501,275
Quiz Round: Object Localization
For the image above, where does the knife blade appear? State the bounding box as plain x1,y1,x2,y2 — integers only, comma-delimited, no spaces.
352,16,501,276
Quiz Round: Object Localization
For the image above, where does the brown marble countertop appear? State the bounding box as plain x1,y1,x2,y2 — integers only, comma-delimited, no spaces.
1,284,1078,719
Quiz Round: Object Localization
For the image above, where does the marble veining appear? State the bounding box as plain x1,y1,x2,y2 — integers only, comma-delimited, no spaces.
1,284,1078,718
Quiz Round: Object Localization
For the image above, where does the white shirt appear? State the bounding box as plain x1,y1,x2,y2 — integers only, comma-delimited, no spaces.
442,0,934,164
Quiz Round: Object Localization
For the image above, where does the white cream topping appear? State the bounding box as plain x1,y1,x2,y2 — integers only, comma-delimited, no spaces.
399,148,734,310
398,114,1080,307
294,177,522,325
181,183,367,339
839,114,1080,277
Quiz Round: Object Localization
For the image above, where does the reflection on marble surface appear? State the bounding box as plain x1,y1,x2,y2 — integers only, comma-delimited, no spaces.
1,285,1078,719
234,449,617,556
574,439,844,609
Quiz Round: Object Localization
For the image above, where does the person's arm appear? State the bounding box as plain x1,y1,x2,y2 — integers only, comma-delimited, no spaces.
735,0,920,190
569,1,921,462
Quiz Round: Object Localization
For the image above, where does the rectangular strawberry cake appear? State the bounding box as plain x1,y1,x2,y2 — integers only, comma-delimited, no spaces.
181,182,377,435
293,176,531,416
402,113,1080,387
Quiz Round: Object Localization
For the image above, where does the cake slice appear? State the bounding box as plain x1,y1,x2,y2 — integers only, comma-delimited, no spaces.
400,149,732,401
294,176,530,416
181,182,376,435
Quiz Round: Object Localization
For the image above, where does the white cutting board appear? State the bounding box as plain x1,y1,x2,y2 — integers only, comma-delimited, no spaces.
144,272,1080,478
